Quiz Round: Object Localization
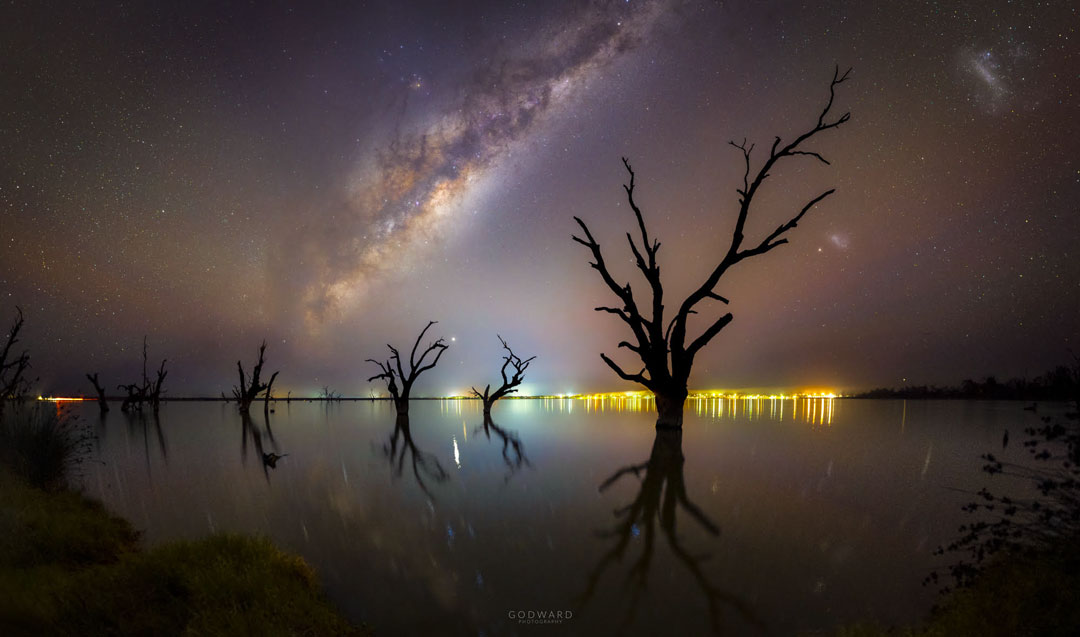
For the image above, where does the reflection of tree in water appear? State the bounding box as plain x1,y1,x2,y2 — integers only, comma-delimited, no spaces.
382,413,448,499
474,415,531,482
121,409,167,479
240,409,283,482
579,428,762,634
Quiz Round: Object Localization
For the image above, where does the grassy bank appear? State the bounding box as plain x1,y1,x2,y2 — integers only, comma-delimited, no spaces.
833,544,1080,637
0,474,367,635
0,405,366,636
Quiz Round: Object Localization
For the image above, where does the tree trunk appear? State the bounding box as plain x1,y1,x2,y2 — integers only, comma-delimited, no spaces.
394,397,409,416
654,387,687,429
482,399,494,417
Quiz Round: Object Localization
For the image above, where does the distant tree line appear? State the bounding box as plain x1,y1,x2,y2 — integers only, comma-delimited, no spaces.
856,363,1080,401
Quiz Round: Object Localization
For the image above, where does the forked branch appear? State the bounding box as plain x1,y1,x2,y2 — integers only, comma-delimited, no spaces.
470,335,536,411
368,321,449,414
572,67,852,417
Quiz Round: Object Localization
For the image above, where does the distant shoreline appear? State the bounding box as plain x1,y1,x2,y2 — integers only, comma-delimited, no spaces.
37,394,1075,403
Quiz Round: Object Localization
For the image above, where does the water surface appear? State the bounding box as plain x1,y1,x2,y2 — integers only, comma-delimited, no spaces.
75,397,1036,635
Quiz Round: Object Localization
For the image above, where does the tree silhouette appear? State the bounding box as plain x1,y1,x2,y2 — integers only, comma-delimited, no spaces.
474,415,531,482
381,413,449,499
0,307,33,406
238,408,282,483
367,320,449,416
470,335,535,416
85,372,109,413
576,428,762,633
118,337,167,413
572,67,851,428
231,341,279,414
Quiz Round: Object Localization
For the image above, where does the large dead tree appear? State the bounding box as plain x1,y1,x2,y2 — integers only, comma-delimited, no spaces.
367,321,449,416
1,307,33,406
232,341,279,414
470,335,535,416
86,372,109,413
573,67,851,428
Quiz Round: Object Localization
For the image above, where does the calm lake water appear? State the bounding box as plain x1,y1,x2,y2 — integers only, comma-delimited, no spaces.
70,397,1041,635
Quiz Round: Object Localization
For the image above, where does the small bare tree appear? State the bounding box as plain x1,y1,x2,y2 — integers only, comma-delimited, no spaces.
231,341,279,414
119,337,166,413
573,67,851,428
471,335,535,416
1,307,33,406
367,321,449,416
150,359,167,413
86,372,109,413
263,370,277,416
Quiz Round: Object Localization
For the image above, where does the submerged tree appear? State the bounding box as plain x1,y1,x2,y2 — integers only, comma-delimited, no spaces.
85,372,109,413
1,307,33,407
232,341,279,415
572,67,851,428
367,321,449,416
470,335,535,416
150,358,167,412
119,337,167,413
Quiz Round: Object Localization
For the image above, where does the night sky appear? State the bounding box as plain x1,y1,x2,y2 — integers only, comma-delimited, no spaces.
2,0,1078,397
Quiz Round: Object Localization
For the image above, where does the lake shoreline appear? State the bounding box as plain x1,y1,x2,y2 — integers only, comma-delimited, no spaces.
0,470,369,635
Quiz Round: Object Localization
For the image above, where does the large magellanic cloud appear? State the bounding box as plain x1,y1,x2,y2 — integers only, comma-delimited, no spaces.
298,0,670,323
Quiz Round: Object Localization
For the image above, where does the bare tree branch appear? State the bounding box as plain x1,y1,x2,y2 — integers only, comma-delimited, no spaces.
368,321,450,415
471,335,535,413
86,372,109,413
0,306,32,404
572,68,851,427
231,341,278,414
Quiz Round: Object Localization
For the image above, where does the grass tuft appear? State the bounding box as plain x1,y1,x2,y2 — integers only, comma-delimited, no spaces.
0,406,91,491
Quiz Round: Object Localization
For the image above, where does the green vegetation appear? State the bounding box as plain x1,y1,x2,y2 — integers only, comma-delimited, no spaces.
833,544,1080,637
834,381,1080,637
0,405,366,636
922,546,1080,636
0,407,90,492
0,475,367,636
